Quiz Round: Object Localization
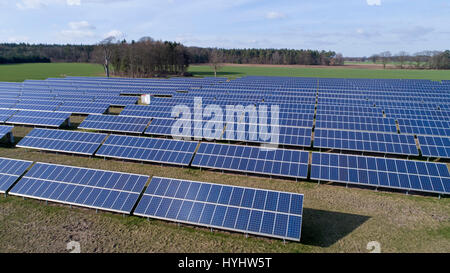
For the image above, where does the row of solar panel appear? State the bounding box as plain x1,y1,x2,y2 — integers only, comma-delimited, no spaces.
17,126,450,166
310,152,450,194
0,109,71,127
0,157,303,241
0,101,111,114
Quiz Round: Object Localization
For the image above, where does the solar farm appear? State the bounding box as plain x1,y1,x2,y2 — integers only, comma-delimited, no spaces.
0,75,449,252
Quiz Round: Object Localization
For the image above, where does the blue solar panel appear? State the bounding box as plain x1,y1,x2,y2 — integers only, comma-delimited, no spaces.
0,109,17,123
0,157,33,194
0,125,13,141
17,128,108,155
9,162,149,214
12,100,61,111
418,136,450,159
134,177,304,241
95,135,198,166
57,102,110,115
398,119,450,137
79,115,151,134
314,129,418,155
192,143,309,178
120,105,173,118
6,111,71,127
310,152,450,195
144,118,175,136
315,115,397,133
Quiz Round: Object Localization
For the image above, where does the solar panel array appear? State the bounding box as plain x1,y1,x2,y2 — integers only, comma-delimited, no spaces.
311,152,450,194
0,157,33,193
192,143,309,179
418,136,450,159
95,135,198,166
0,125,13,140
0,109,17,123
134,177,304,241
5,110,71,127
79,115,151,134
315,115,397,133
9,162,149,214
17,128,108,155
314,129,418,155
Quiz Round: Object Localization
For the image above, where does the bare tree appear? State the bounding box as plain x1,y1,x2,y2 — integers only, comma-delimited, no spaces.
379,51,391,69
209,49,223,77
397,51,408,69
99,36,116,77
370,54,379,64
333,53,344,66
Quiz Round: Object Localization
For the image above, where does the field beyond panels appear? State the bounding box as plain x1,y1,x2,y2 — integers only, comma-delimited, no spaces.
189,64,450,81
0,126,449,253
1,63,449,82
0,63,449,253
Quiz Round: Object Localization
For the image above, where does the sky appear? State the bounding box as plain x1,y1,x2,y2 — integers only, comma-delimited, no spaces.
0,0,449,56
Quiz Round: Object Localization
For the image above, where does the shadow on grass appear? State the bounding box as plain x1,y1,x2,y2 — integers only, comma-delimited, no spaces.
191,71,242,77
301,208,370,247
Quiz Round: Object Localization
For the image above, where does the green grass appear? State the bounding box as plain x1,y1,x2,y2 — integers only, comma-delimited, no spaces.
1,63,449,82
189,65,450,81
0,63,104,82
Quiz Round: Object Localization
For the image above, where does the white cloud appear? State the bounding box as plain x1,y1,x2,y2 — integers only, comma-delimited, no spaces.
67,0,81,5
265,11,286,20
69,21,95,30
16,0,47,9
366,0,381,6
61,21,95,38
104,29,124,39
16,0,81,9
7,36,30,43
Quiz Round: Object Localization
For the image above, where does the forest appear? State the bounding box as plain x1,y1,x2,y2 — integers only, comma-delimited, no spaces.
1,40,448,77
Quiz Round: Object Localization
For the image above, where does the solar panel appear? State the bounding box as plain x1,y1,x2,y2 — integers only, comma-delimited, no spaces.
144,118,176,136
314,129,418,156
192,143,309,178
79,115,151,134
134,177,304,241
315,115,397,133
57,102,110,115
12,100,61,112
310,152,450,195
0,157,33,194
398,119,450,137
418,136,450,159
0,109,17,123
120,105,173,118
6,110,71,127
95,135,198,166
9,162,149,214
17,128,108,155
0,125,13,141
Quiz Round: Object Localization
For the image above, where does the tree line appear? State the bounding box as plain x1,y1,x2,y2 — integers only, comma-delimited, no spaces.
1,40,449,75
0,43,94,64
187,47,344,66
346,50,450,69
0,40,343,74
95,37,190,77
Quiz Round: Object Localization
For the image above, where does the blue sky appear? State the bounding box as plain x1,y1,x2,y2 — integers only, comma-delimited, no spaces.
0,0,449,56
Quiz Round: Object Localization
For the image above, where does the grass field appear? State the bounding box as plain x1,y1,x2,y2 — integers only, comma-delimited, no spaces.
189,65,450,81
0,63,449,253
0,125,449,253
0,63,104,82
1,63,449,82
